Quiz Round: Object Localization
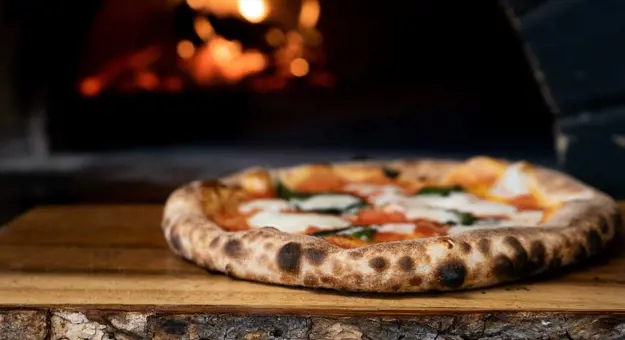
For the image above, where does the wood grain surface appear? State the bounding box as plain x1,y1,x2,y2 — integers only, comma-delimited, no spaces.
0,204,624,315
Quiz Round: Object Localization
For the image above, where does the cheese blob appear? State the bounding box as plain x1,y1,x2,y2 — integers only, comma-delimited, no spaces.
402,192,517,217
247,211,350,234
489,162,532,198
238,198,292,214
376,223,416,234
344,183,405,205
402,205,461,224
291,194,361,211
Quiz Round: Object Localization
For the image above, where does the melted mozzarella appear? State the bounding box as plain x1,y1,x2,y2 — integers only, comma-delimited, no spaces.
344,184,405,205
247,211,350,234
448,210,545,234
377,223,416,234
404,192,516,216
489,162,531,198
403,206,460,224
292,194,360,211
238,199,291,214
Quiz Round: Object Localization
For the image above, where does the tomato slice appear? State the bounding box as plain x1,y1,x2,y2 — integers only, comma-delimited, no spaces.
353,209,408,225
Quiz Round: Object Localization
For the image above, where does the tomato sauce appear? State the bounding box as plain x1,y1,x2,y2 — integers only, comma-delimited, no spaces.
353,210,408,225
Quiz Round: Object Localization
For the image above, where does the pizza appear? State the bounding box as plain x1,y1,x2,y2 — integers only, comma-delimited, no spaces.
161,156,621,292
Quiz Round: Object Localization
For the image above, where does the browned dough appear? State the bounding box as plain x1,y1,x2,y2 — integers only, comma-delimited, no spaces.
161,159,621,293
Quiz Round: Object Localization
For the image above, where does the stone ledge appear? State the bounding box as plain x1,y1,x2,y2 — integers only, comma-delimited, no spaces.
1,309,625,340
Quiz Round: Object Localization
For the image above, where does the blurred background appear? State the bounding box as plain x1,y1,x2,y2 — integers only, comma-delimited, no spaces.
0,0,623,224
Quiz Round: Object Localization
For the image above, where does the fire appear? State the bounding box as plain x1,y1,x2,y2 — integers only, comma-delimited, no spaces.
237,0,268,23
299,0,320,28
290,58,309,77
265,28,284,47
136,71,158,90
194,17,214,41
80,77,102,97
176,40,195,59
192,37,266,84
78,0,333,95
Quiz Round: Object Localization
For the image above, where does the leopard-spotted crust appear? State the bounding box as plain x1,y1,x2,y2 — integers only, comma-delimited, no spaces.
161,159,621,293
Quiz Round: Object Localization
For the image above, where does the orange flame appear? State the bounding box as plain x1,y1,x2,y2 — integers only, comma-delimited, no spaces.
299,0,320,28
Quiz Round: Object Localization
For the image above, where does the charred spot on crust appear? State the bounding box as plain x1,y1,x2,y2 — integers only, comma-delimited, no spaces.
600,219,609,234
587,229,602,255
478,238,490,255
409,276,422,286
398,256,415,272
504,236,528,273
382,167,401,179
320,275,335,284
224,239,244,258
209,236,221,249
304,248,327,265
549,255,562,270
574,245,587,262
303,275,318,286
351,274,364,285
169,233,184,253
390,284,401,291
528,241,546,272
277,242,303,274
493,255,515,279
437,259,467,289
224,264,234,275
369,257,388,272
460,242,472,254
349,250,365,259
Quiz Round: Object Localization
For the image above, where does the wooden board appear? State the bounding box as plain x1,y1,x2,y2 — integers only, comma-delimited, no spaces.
0,204,624,315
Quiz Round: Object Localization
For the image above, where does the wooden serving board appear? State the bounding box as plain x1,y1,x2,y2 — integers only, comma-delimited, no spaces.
1,204,625,339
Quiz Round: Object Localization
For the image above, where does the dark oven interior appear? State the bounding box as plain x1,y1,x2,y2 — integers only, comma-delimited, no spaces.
10,0,551,154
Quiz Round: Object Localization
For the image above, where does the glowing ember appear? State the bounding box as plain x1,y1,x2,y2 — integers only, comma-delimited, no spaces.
194,17,214,41
237,0,268,23
176,40,195,59
136,71,158,90
265,28,284,47
290,58,309,77
78,0,333,95
80,77,102,97
299,0,321,29
186,0,204,10
192,37,266,84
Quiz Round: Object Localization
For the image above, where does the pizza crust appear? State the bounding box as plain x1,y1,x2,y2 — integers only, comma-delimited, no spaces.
161,158,621,293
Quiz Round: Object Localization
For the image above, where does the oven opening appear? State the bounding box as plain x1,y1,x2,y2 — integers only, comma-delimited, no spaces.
14,0,551,154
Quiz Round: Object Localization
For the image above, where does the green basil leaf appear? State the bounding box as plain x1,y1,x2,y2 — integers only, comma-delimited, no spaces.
416,185,464,196
275,181,313,200
350,227,376,241
453,211,477,225
312,225,377,241
311,228,346,238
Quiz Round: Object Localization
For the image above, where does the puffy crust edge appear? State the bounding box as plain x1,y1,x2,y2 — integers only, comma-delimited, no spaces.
161,159,622,293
